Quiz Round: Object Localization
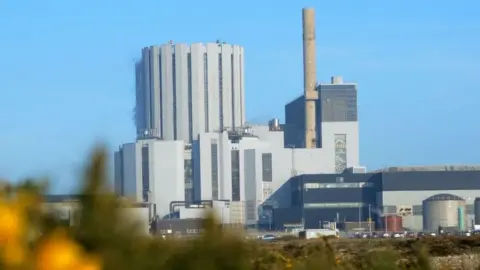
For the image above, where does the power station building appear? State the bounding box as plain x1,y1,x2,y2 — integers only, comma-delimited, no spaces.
114,140,191,218
135,42,245,142
115,8,364,224
284,76,359,173
272,166,480,232
115,7,480,233
114,121,362,223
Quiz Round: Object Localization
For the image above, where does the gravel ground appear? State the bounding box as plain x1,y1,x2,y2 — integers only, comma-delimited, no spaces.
431,254,480,270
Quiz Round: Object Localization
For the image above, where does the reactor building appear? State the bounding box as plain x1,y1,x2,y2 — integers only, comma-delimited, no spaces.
115,7,363,224
114,8,480,235
134,41,246,142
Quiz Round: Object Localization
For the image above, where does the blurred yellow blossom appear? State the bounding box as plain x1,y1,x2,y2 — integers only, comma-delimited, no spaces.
2,240,27,267
0,203,26,243
34,229,84,270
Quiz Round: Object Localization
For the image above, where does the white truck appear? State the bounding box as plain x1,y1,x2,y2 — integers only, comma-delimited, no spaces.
299,229,340,239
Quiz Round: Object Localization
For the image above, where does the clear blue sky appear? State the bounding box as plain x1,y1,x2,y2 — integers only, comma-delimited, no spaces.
1,0,479,193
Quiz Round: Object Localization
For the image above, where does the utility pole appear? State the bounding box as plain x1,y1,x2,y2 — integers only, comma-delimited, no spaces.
358,206,362,229
368,204,372,233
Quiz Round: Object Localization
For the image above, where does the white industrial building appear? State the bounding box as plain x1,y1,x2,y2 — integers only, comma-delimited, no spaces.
191,122,359,225
134,41,245,142
115,120,360,223
114,140,191,219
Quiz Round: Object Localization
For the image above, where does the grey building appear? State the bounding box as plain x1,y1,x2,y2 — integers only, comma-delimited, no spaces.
272,167,480,232
284,76,358,173
272,173,378,230
135,42,245,142
285,76,357,151
378,168,480,231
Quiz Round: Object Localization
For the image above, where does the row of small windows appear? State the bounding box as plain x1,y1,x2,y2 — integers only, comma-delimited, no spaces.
304,202,365,209
304,203,476,215
304,182,373,189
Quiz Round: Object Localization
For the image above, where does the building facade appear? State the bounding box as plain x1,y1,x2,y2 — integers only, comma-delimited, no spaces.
272,167,480,232
135,42,245,142
284,76,358,173
379,169,480,231
191,124,360,225
114,139,190,218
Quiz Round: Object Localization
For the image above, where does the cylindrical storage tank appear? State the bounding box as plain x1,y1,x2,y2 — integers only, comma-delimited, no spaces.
422,194,467,232
474,198,480,225
384,215,403,232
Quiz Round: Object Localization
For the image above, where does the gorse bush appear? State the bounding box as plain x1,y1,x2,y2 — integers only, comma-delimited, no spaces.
0,146,467,269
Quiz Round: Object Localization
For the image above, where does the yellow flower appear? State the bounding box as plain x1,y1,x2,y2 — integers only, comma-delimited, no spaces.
2,240,26,266
0,203,25,243
285,262,293,268
34,229,83,270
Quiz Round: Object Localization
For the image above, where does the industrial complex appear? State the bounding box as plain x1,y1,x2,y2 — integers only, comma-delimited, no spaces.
110,7,480,237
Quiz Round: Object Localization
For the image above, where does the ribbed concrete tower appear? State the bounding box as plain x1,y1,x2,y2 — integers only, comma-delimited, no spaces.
302,8,318,149
135,42,246,142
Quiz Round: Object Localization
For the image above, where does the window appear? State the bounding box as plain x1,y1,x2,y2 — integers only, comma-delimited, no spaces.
262,153,273,182
184,159,193,203
231,150,240,201
141,146,150,202
412,205,422,216
211,143,219,200
246,201,256,220
334,134,347,173
304,202,364,209
304,182,373,189
383,205,397,215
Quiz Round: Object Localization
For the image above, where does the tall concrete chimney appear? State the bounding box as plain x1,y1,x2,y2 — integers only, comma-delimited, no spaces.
302,8,318,149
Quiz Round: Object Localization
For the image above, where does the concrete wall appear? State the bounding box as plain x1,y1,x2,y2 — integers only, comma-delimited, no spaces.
117,142,142,202
149,141,185,218
320,121,360,171
115,140,187,218
136,43,245,141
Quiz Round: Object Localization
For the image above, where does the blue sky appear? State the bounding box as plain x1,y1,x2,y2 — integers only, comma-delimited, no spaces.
1,0,479,193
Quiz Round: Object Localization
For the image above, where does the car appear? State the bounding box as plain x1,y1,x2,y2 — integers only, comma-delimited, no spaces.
405,232,416,238
261,234,276,241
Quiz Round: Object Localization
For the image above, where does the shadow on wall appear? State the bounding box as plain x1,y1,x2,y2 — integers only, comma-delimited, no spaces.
257,176,299,230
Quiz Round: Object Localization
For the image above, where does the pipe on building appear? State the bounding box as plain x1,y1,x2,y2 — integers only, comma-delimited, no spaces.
302,8,318,149
169,200,221,214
